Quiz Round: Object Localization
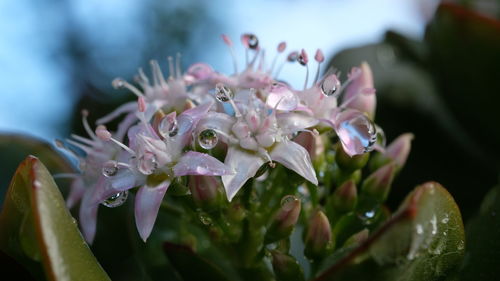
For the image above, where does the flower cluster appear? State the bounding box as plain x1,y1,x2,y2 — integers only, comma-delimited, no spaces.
57,33,381,243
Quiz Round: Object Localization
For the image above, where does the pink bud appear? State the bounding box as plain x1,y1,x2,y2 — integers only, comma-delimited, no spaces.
314,49,324,63
189,176,222,210
277,41,287,53
95,125,111,141
362,163,396,202
304,210,332,259
221,34,232,46
385,133,414,168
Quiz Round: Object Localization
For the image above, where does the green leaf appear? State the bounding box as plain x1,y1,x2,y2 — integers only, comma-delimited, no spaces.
459,185,500,280
0,156,110,281
163,241,232,281
0,134,72,205
316,182,465,281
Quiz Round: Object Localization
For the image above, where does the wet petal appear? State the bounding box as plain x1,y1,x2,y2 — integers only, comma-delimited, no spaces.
110,169,141,191
171,100,215,148
197,111,235,143
270,140,318,185
343,62,376,117
266,82,299,111
277,112,318,135
222,146,265,201
135,180,171,242
173,151,234,176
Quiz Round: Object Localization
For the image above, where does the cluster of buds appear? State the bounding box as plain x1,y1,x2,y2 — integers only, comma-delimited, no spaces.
54,33,413,272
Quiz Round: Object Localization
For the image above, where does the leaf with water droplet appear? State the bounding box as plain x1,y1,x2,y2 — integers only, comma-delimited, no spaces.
0,156,110,280
316,182,464,281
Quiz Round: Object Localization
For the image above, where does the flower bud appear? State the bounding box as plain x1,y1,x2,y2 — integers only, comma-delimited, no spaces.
294,132,325,168
188,176,223,211
335,142,369,172
271,250,305,281
304,210,333,260
343,62,376,118
331,180,357,213
385,133,414,169
362,163,396,202
344,228,369,247
265,195,301,244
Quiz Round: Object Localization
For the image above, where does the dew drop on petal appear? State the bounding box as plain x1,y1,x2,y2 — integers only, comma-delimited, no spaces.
138,153,158,175
102,160,118,177
215,83,233,103
336,111,377,155
198,129,218,150
159,115,178,137
320,74,341,96
102,191,128,208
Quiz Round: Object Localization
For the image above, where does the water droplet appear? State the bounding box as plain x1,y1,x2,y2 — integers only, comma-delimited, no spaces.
287,51,298,62
215,83,233,102
416,224,423,234
102,160,118,177
441,215,449,224
198,212,213,226
358,209,376,224
242,33,259,49
320,74,341,96
198,129,218,150
280,195,298,211
159,115,178,137
336,111,377,154
138,153,158,175
102,191,128,208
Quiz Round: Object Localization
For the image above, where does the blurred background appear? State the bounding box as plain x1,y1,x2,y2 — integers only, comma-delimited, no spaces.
0,0,499,219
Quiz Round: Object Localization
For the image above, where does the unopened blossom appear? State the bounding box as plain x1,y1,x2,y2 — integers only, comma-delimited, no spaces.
342,62,376,118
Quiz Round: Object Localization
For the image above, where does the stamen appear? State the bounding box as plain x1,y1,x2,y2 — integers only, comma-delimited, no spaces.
138,96,146,113
96,125,112,141
112,78,145,98
314,49,324,84
176,53,182,78
70,134,95,146
275,51,298,78
55,139,83,160
81,110,98,140
299,50,310,90
151,60,167,85
221,34,239,74
269,41,286,74
96,101,137,125
66,139,92,154
109,138,136,155
258,50,266,71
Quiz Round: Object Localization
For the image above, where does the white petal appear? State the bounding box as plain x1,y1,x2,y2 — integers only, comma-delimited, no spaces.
270,140,318,185
277,112,318,135
135,180,170,242
173,151,234,176
222,146,265,201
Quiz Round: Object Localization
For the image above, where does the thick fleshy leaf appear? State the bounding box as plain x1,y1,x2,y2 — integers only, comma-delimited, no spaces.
222,147,264,201
0,156,110,281
316,182,464,281
173,151,234,176
135,180,170,242
0,134,72,206
460,185,500,280
270,140,318,185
